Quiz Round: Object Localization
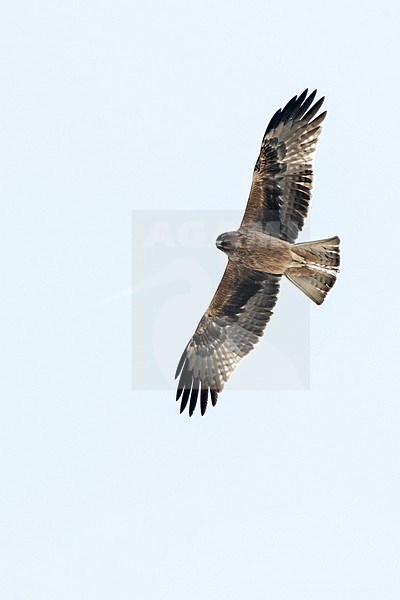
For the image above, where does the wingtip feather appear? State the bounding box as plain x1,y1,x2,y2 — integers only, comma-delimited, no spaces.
210,389,219,407
200,388,208,416
180,387,191,414
175,349,187,379
189,384,199,416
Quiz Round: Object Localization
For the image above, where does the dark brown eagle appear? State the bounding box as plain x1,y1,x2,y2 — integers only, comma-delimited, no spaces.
175,89,340,416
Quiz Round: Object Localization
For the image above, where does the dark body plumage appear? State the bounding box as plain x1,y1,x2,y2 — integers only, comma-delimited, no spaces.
175,90,340,416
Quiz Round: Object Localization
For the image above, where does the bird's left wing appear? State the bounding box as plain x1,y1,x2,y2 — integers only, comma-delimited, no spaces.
241,89,326,242
175,262,281,416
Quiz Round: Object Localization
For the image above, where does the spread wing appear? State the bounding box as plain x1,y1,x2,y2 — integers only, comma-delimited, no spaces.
175,262,281,416
241,89,326,242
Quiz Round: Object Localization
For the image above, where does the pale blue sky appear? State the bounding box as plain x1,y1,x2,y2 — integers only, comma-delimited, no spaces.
1,1,399,599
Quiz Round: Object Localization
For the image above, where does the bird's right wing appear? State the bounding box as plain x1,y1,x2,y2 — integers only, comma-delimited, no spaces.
175,261,281,416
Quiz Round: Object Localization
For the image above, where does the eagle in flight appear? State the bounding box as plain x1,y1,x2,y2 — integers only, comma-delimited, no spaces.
175,89,340,416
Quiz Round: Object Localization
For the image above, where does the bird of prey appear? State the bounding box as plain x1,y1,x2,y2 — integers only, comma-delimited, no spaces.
175,89,340,416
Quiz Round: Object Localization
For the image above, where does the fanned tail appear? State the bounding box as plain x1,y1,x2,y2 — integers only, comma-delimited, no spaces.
285,236,340,305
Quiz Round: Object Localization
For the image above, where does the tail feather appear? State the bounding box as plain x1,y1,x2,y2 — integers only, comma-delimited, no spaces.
286,236,340,305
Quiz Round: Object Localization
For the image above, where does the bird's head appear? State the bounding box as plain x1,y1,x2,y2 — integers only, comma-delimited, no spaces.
215,231,238,254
